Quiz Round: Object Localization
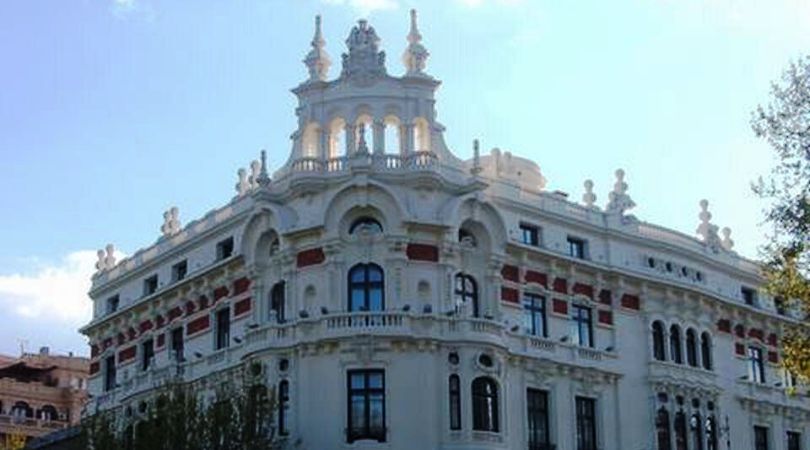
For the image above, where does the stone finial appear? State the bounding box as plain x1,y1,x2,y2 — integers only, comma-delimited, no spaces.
304,15,331,82
606,169,636,215
161,206,181,237
696,199,722,252
257,149,271,187
236,168,250,196
471,139,482,175
402,9,429,76
96,244,117,272
248,160,261,189
721,227,735,251
583,179,597,209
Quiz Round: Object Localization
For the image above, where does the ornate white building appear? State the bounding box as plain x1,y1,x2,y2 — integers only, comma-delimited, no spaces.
81,12,809,450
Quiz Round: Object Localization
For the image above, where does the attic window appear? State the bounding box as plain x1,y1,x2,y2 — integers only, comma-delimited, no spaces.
741,287,758,307
105,295,120,314
216,237,234,260
143,275,158,296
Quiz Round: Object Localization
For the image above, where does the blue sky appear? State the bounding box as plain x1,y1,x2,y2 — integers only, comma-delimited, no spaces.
0,0,807,356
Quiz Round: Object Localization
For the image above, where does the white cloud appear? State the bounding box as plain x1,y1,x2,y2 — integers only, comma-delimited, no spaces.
0,251,97,323
322,0,400,15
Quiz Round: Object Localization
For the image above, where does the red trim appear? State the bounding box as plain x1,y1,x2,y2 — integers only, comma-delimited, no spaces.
406,244,439,262
213,286,229,302
552,298,568,315
186,316,210,335
501,265,520,283
234,297,252,316
524,270,548,287
297,247,326,268
185,300,197,316
598,289,612,305
572,282,594,299
620,294,640,310
500,287,519,304
748,328,764,342
118,346,136,364
552,278,568,294
168,306,183,321
233,277,251,295
138,320,154,334
597,310,613,325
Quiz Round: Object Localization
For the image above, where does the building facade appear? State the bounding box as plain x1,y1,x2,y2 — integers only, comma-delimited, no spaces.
0,348,88,443
81,12,809,450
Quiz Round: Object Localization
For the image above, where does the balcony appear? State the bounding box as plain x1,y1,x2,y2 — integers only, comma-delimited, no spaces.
0,414,69,436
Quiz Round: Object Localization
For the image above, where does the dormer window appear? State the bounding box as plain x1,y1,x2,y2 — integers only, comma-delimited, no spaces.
171,260,188,282
741,287,758,307
567,236,587,259
143,275,158,296
216,237,234,260
105,295,120,314
349,217,383,235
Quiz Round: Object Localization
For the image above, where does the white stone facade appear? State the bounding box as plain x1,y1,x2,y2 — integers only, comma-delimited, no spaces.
81,13,809,450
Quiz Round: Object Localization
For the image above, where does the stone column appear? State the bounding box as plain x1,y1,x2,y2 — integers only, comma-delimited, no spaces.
372,120,385,154
319,128,331,160
402,123,415,156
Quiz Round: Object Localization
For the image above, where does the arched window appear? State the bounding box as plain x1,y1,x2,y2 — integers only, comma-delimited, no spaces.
40,405,58,421
656,407,672,450
686,329,698,367
270,281,286,323
670,325,683,364
383,116,401,154
449,375,461,430
349,264,385,312
706,415,718,450
12,401,32,419
652,321,666,361
674,410,687,450
349,217,383,235
701,332,713,370
278,380,289,436
454,274,479,318
472,377,499,432
329,118,347,158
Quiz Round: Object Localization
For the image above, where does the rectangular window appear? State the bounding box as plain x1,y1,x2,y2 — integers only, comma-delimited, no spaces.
143,275,158,296
215,308,230,350
141,339,154,372
741,287,758,306
171,327,184,362
523,293,547,338
520,223,540,247
571,304,594,347
104,355,116,392
754,426,769,450
527,388,550,450
567,236,587,259
105,295,119,314
449,375,461,431
575,396,597,450
216,237,234,260
748,347,765,384
171,260,188,282
347,369,386,443
788,431,801,450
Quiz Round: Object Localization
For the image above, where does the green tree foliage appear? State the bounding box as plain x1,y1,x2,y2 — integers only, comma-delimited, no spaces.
79,363,279,450
752,55,810,380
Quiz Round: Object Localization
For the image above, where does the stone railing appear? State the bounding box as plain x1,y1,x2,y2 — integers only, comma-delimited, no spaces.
288,151,438,176
0,414,69,432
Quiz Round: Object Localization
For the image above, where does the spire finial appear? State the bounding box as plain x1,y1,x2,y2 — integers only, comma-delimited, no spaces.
304,15,331,82
403,9,429,76
696,199,722,252
583,180,597,209
605,168,635,216
257,149,271,187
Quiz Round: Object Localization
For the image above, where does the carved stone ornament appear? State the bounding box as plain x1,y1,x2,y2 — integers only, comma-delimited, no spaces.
340,19,387,84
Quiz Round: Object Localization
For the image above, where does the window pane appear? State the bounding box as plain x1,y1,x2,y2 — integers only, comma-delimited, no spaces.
369,288,383,311
368,266,383,282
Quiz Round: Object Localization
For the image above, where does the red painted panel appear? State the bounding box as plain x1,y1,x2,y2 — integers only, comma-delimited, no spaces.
138,320,154,334
406,244,439,262
90,345,99,358
717,319,732,333
156,333,165,348
168,306,183,321
213,286,229,301
598,289,612,305
524,270,548,287
572,282,594,299
735,343,745,356
89,362,100,375
297,247,326,268
501,265,520,283
748,328,764,341
186,315,210,336
734,324,746,339
233,277,251,295
500,287,519,303
118,346,136,364
552,298,568,315
234,297,252,316
620,294,640,310
767,333,778,347
185,300,197,316
552,278,568,294
598,309,613,325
